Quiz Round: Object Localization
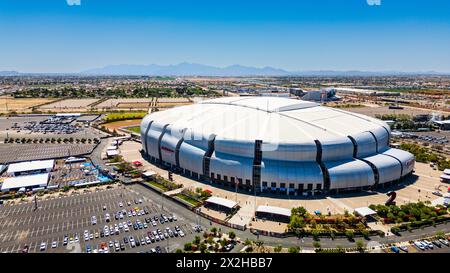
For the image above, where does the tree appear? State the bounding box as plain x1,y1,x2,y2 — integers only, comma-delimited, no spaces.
194,236,201,245
199,242,207,253
228,231,236,240
210,227,217,236
184,242,192,251
356,240,365,252
345,230,354,241
313,241,321,249
311,230,320,241
361,229,370,239
243,239,252,246
175,248,183,253
274,245,282,253
288,246,300,253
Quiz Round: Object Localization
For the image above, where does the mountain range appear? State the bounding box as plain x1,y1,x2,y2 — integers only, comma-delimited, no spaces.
1,63,449,77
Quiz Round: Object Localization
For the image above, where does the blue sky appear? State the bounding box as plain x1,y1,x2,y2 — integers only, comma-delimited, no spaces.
0,0,449,73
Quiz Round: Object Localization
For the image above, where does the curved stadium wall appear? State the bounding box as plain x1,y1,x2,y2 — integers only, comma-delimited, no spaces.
140,97,415,195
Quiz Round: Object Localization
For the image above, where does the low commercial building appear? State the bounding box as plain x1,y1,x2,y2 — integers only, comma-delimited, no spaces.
441,169,450,183
433,120,450,130
6,159,55,177
255,205,292,223
204,196,238,214
1,173,50,192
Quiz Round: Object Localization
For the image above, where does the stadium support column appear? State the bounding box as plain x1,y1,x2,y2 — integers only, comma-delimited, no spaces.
174,129,187,172
157,124,169,164
202,134,216,181
314,140,330,193
252,140,262,194
143,121,153,157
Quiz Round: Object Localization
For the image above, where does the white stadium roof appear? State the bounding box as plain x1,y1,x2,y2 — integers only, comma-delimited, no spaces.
7,159,54,174
143,97,389,144
256,205,291,217
1,173,49,192
205,196,237,209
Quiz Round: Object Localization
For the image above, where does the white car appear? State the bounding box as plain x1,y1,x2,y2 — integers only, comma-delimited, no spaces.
145,236,151,244
40,242,47,251
414,241,425,250
179,231,185,237
423,240,433,249
52,241,57,248
432,191,443,197
119,202,123,207
439,239,449,246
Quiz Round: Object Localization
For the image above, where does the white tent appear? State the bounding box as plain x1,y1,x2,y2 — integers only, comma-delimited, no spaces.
1,173,50,192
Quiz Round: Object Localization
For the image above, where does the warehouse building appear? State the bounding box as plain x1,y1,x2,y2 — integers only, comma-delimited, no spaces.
140,97,415,196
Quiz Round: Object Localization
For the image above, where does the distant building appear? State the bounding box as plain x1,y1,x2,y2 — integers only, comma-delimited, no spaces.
334,87,400,96
300,88,338,102
433,120,450,130
441,169,450,183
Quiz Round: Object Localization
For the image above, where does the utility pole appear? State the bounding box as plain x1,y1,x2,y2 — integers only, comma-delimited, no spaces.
34,195,38,211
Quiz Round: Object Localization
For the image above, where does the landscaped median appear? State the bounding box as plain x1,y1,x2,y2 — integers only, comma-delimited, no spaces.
172,188,212,208
368,201,450,234
287,206,375,240
141,176,183,193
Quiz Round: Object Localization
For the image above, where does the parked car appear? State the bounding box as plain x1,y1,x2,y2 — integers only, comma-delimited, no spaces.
390,246,399,253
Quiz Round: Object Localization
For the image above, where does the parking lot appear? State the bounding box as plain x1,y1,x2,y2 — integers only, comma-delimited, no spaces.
0,143,97,164
0,185,199,253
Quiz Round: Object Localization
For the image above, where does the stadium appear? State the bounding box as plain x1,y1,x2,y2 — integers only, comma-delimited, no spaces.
140,97,415,195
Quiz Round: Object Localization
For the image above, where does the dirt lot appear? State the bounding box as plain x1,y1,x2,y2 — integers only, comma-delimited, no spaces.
103,120,142,132
345,105,438,118
39,99,99,110
0,97,56,113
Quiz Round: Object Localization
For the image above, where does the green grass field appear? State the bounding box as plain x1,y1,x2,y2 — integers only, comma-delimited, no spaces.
127,126,141,134
176,194,202,207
